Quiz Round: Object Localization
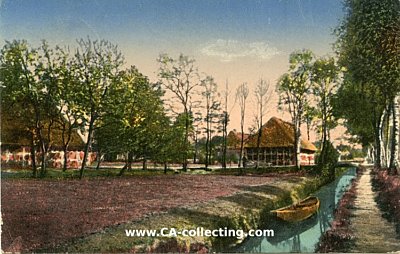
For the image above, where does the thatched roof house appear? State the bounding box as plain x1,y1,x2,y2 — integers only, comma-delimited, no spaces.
245,117,317,152
228,117,317,166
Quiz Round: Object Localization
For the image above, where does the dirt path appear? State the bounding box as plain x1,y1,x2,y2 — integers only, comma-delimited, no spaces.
349,168,400,252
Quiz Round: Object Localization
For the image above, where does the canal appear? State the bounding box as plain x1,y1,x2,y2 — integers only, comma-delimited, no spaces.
235,167,357,253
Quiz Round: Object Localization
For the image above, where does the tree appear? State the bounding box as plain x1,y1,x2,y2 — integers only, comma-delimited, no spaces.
95,66,166,175
277,50,314,169
44,44,85,172
201,76,222,170
311,57,340,176
254,78,273,169
236,82,249,170
221,80,231,169
158,54,201,171
335,0,400,170
0,40,61,177
71,39,124,178
303,105,317,141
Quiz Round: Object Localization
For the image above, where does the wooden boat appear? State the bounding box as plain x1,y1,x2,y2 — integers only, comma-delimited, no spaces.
271,196,320,222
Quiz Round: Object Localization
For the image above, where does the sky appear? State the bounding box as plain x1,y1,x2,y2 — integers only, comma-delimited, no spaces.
0,0,346,140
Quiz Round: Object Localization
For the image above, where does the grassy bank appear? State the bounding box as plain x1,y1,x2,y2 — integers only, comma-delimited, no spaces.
42,174,327,252
317,167,363,252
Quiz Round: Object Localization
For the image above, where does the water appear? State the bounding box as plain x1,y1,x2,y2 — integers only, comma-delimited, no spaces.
236,167,357,253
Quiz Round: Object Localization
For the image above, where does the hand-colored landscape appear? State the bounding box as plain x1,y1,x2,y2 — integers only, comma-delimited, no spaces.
1,0,399,253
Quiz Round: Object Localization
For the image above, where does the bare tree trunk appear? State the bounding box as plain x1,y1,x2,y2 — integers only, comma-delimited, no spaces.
239,127,244,171
295,127,301,169
62,127,72,172
379,109,388,168
182,110,189,172
63,146,69,172
142,157,147,170
30,135,37,177
127,152,133,171
119,161,128,176
193,132,198,164
80,117,95,179
374,121,382,168
255,127,262,169
389,99,399,173
222,112,228,169
95,152,103,170
205,119,210,170
164,162,168,174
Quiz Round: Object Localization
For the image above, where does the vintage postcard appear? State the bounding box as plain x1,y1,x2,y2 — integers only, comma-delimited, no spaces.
1,0,399,253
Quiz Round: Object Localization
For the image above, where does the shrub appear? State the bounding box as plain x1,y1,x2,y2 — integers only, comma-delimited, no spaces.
317,141,339,180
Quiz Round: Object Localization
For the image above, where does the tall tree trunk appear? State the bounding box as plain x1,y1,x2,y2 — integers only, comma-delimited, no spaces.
183,110,189,172
164,162,168,174
389,99,398,173
380,109,389,168
80,117,95,179
37,124,47,177
142,157,147,170
255,127,262,169
294,119,301,169
374,121,382,168
30,135,37,177
193,133,197,164
62,127,72,172
119,160,128,176
239,127,244,172
127,152,133,171
63,146,69,172
222,112,228,169
205,121,210,170
39,141,47,177
95,152,103,170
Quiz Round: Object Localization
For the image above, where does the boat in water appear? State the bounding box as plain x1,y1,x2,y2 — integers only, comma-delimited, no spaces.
271,196,320,222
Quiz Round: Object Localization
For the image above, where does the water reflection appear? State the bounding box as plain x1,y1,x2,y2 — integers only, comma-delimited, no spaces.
236,168,356,253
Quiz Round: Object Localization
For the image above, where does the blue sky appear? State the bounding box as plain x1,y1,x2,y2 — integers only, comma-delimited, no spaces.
1,0,343,48
0,0,345,130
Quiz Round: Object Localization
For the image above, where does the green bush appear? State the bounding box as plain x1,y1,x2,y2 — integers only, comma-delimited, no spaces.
317,141,340,180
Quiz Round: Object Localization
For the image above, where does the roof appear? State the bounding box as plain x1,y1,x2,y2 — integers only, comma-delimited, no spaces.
227,130,250,149
245,117,317,151
1,110,85,150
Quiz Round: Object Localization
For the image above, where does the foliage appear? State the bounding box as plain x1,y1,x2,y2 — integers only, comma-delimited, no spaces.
158,54,201,171
0,40,67,177
311,57,340,147
335,0,400,167
71,39,125,177
95,66,168,173
200,76,222,169
316,141,340,180
277,49,314,169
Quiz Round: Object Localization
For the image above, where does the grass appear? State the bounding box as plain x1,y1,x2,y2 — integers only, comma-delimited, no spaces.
38,173,327,253
316,166,363,253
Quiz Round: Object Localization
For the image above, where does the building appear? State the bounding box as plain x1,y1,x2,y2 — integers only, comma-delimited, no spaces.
1,110,95,169
233,117,317,166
